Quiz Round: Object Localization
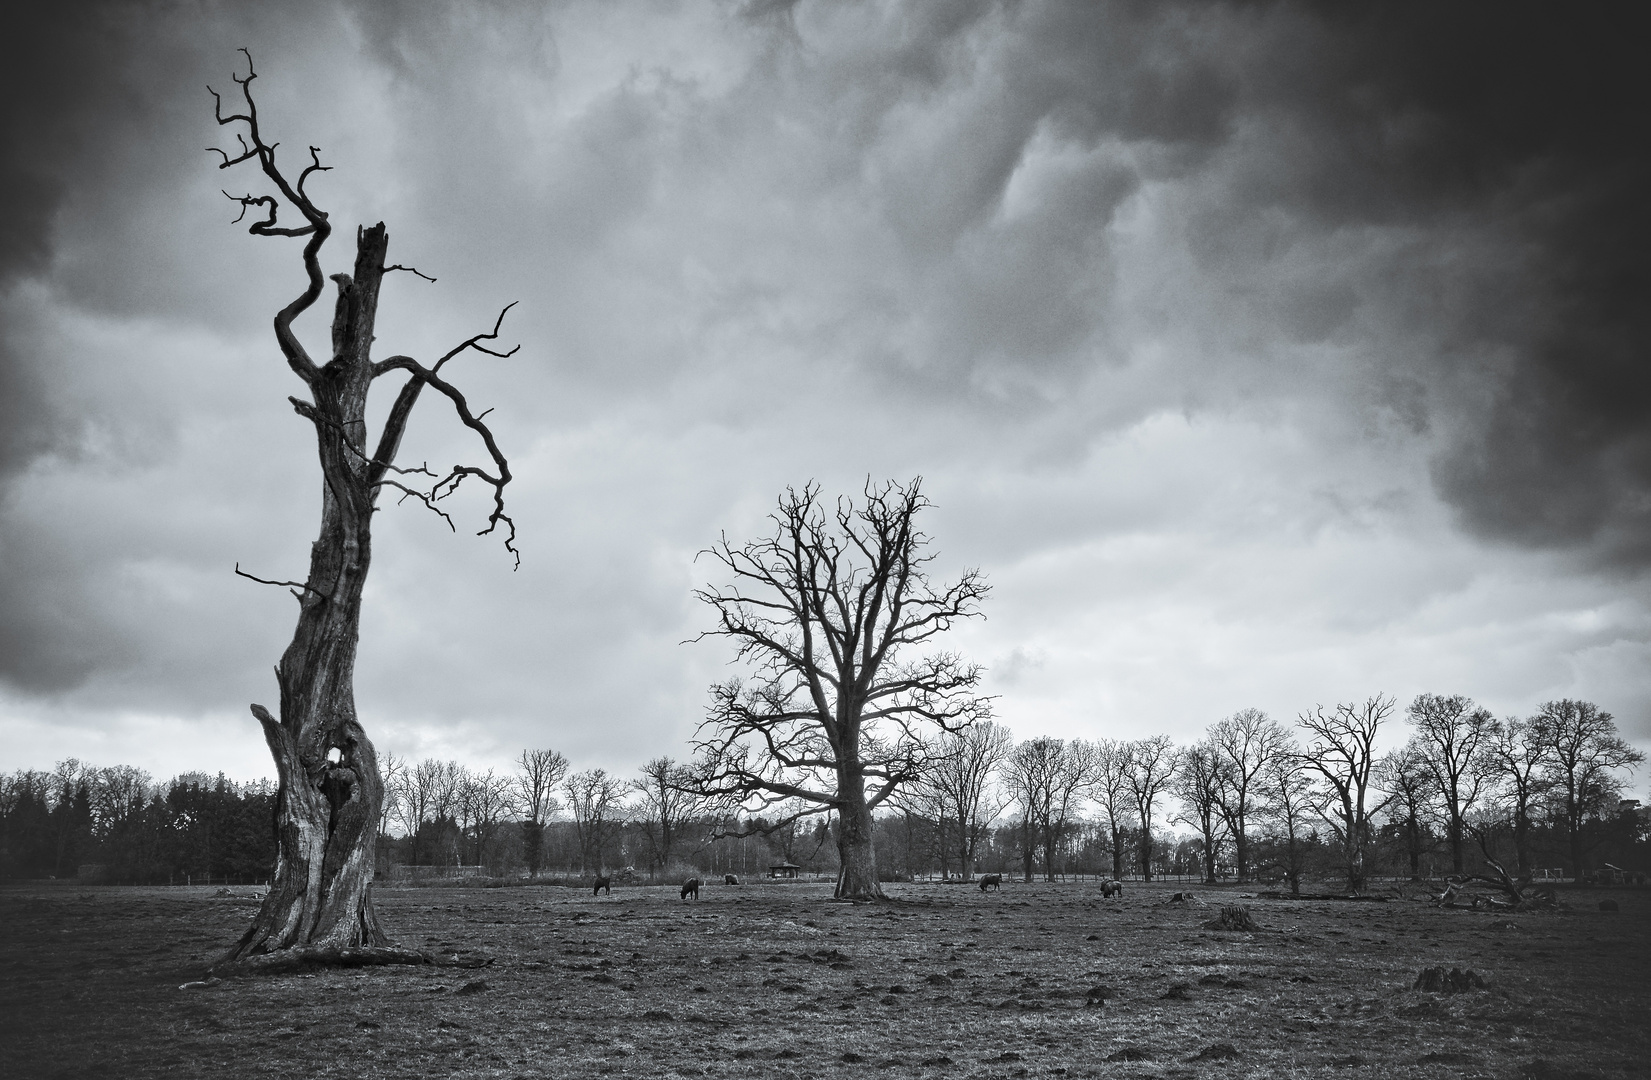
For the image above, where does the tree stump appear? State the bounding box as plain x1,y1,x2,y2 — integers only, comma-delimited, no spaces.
1413,967,1487,993
1204,904,1259,931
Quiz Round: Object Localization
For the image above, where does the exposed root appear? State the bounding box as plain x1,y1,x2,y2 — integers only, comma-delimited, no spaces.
209,945,494,978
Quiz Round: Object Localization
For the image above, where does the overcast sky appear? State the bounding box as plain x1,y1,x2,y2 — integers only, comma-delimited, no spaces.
3,1,1647,796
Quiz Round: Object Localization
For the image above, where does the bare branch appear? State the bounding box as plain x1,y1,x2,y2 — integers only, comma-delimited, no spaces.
234,562,312,591
385,264,437,283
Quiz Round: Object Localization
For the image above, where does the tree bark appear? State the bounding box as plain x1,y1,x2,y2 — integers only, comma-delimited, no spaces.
220,226,400,966
835,778,884,900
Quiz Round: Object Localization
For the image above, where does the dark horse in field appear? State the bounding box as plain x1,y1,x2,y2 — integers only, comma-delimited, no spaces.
593,875,611,896
979,874,1003,892
681,878,701,900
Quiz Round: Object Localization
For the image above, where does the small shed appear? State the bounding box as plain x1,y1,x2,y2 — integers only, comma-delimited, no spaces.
768,862,801,879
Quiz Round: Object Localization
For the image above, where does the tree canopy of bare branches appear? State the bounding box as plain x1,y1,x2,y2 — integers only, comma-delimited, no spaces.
1485,716,1550,877
208,51,519,970
919,721,1011,881
1004,737,1097,882
631,757,704,877
1089,739,1134,881
1299,695,1396,894
515,749,568,879
1175,741,1227,884
1122,735,1178,882
564,769,627,875
1535,699,1644,878
1208,707,1291,882
1407,693,1498,874
1377,739,1437,882
690,479,990,900
456,770,515,869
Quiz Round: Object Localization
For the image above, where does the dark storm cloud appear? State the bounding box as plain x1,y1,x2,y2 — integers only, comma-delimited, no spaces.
0,3,110,473
1181,3,1650,562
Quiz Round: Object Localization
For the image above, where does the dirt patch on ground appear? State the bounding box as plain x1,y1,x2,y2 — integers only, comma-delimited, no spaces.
1,880,1646,1078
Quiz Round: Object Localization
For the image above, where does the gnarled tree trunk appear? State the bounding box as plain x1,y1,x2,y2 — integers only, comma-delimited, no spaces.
207,54,516,970
223,227,395,965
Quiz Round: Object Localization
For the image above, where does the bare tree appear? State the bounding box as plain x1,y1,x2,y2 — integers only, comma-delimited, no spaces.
1257,744,1314,897
1208,708,1291,882
1004,737,1094,881
209,53,518,970
1535,700,1644,879
631,757,703,877
691,479,991,900
378,754,405,843
514,749,568,879
1091,739,1134,880
1174,742,1228,884
1407,693,1499,875
565,769,627,875
1376,739,1437,881
392,759,461,873
1122,735,1177,882
1485,716,1550,878
1299,695,1396,894
457,769,514,869
921,721,1011,881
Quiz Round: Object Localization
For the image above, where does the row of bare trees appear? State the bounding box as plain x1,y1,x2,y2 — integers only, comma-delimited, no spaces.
879,694,1641,896
377,749,720,878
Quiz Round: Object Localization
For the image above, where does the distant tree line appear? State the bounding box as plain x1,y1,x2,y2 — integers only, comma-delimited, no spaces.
4,696,1642,891
0,762,275,884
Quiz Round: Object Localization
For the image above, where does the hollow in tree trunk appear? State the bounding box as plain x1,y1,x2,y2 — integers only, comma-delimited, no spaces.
222,228,402,964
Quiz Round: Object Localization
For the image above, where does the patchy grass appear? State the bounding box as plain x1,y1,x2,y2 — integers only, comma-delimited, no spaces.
1,880,1646,1078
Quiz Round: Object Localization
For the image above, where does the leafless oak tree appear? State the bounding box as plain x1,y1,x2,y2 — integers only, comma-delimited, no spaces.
1376,739,1437,882
1123,735,1177,882
1208,708,1291,882
515,749,569,879
457,769,514,869
209,52,518,971
1299,695,1396,894
1005,737,1097,882
1174,741,1228,884
1090,739,1134,880
690,480,990,900
1535,699,1644,878
1257,743,1315,897
631,757,703,877
565,768,627,875
1407,693,1498,875
1485,716,1550,877
919,721,1011,881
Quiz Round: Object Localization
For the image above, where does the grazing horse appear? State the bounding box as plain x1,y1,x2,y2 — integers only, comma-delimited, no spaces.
979,874,1003,892
681,878,701,900
593,875,611,896
1100,879,1122,898
724,874,740,886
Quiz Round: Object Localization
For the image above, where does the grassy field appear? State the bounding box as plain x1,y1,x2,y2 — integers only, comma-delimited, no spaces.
1,878,1645,1079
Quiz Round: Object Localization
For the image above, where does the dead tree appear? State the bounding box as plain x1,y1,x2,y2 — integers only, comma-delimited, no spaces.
691,479,990,900
208,52,517,970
